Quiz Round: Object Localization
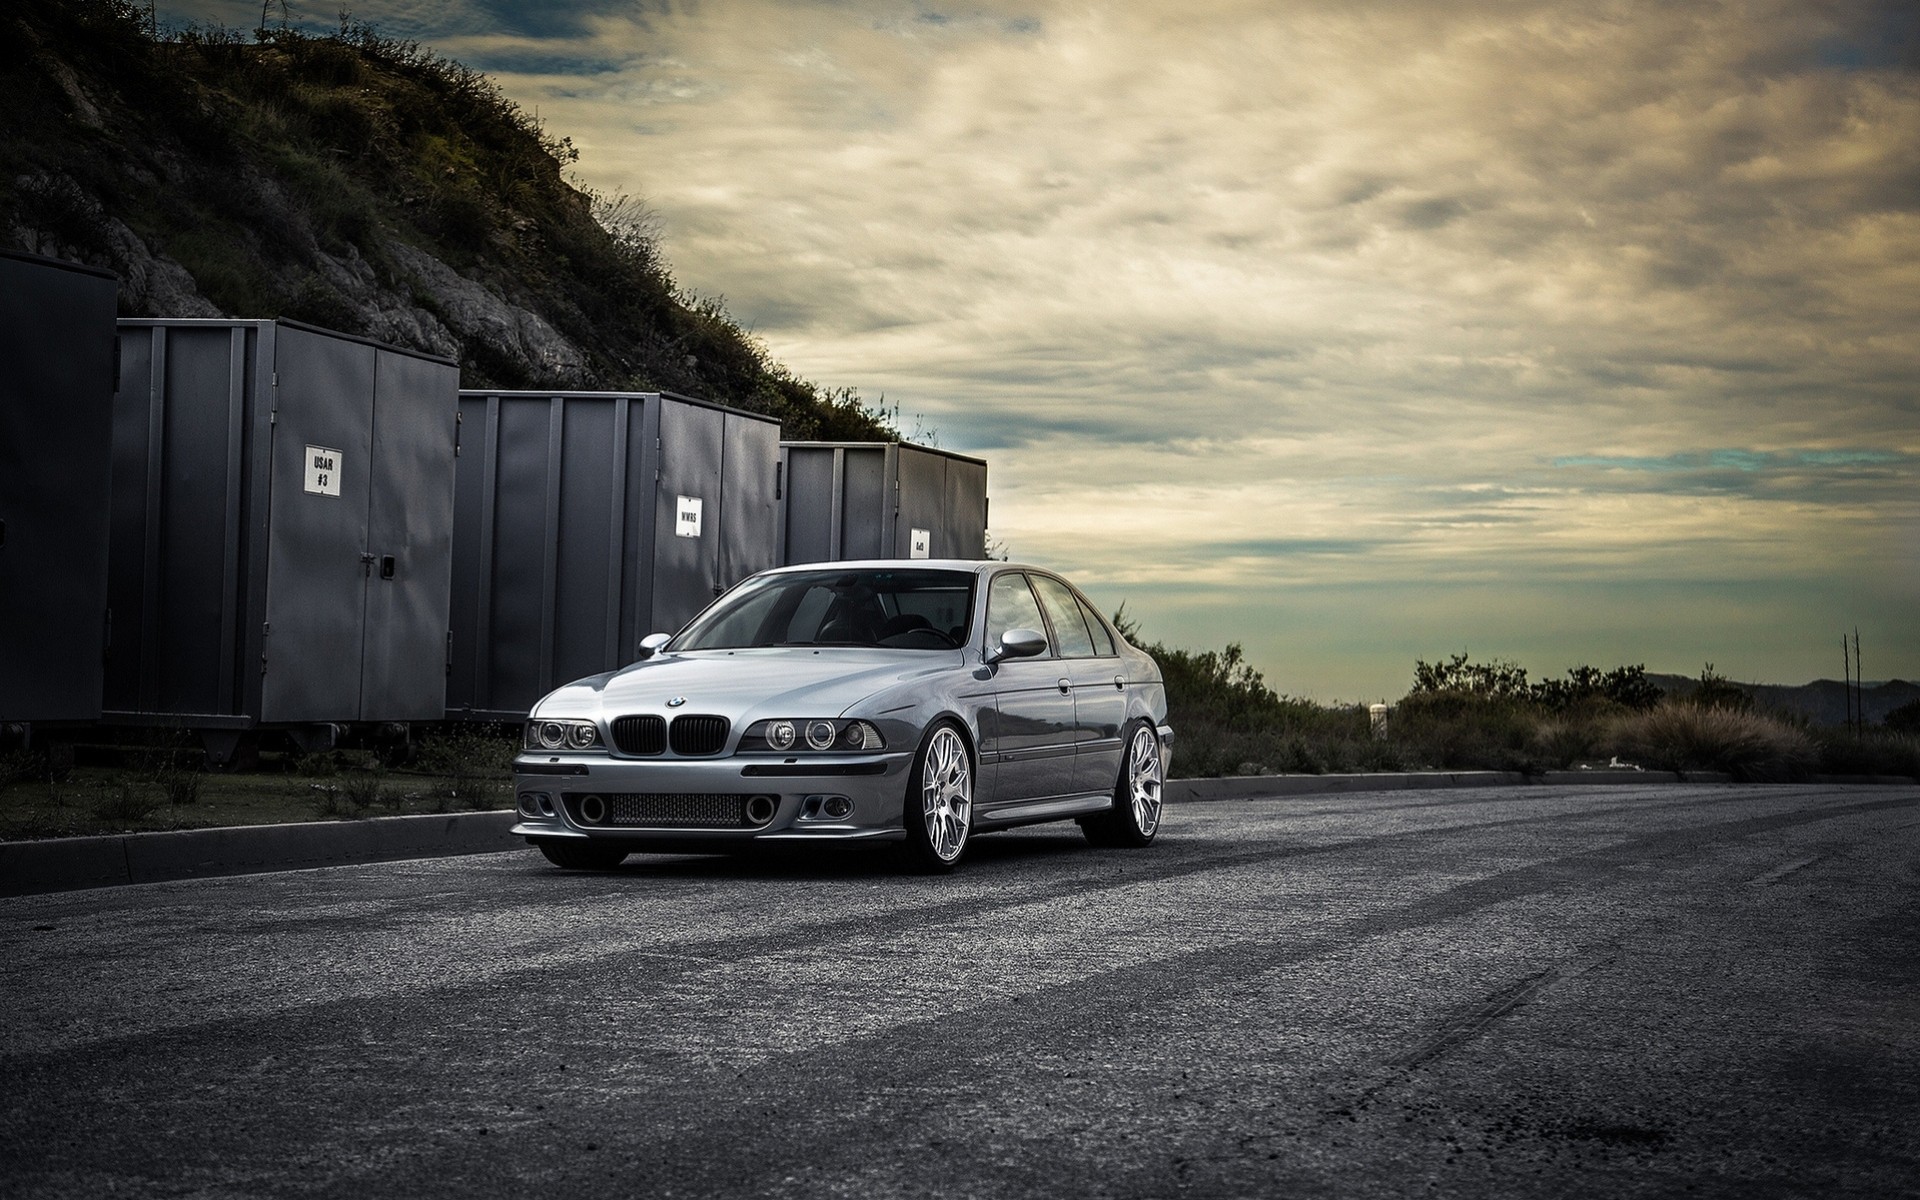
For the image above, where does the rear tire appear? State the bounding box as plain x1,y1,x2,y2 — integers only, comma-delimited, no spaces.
901,720,974,873
1082,721,1163,848
535,839,630,870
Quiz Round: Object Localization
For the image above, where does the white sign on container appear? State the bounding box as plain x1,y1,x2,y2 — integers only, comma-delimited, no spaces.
675,495,704,538
909,528,931,558
304,446,342,497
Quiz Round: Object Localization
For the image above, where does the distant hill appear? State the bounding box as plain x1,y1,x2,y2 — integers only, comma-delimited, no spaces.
0,0,892,439
1648,673,1920,726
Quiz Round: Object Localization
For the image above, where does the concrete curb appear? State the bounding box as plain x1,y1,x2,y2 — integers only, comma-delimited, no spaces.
1165,768,1731,803
1,811,520,898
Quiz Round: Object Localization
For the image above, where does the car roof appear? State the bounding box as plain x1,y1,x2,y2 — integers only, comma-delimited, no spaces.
758,559,1051,575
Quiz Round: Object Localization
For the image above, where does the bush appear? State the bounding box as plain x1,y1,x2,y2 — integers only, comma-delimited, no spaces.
1885,699,1920,735
1390,689,1547,774
1607,703,1815,781
1814,728,1920,779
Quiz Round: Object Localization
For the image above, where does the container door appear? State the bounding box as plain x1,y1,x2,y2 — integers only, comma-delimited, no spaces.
839,446,890,559
650,400,723,634
0,256,117,722
261,327,375,724
894,446,946,559
779,444,838,565
550,396,628,692
445,393,490,714
359,348,457,721
942,456,988,560
718,414,779,591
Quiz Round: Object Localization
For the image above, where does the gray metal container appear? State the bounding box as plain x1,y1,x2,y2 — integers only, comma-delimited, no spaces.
448,391,780,720
106,319,459,735
0,252,120,726
778,442,989,565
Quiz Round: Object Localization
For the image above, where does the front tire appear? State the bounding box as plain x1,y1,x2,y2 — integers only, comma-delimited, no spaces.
535,839,630,870
1083,722,1164,848
902,721,974,872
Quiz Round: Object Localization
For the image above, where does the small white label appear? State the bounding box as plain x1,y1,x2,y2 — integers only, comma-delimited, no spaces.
304,446,342,497
909,528,931,558
675,495,704,538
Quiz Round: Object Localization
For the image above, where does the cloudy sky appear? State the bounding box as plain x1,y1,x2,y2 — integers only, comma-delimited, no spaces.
169,0,1918,699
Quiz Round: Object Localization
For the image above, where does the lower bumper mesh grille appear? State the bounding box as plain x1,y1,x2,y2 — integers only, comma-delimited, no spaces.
584,793,769,828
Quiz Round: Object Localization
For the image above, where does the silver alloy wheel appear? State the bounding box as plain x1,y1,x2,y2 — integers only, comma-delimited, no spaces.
921,725,972,862
1127,725,1163,836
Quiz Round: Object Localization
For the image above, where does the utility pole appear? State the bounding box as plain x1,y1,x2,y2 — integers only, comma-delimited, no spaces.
1854,627,1863,734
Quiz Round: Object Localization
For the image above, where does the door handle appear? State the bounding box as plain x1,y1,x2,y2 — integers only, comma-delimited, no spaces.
1057,678,1072,694
1114,675,1126,690
380,555,396,580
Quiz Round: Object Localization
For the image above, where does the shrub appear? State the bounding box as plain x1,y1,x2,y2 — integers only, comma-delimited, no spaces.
94,781,161,824
1885,699,1920,735
338,767,387,813
1608,703,1815,781
416,726,516,809
1684,663,1753,713
1390,689,1546,774
1814,728,1920,779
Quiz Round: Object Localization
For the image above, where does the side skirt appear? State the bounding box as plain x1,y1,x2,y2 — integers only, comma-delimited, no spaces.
974,793,1112,829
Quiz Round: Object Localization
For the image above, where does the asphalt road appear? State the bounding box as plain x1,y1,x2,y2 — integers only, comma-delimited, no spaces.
4,784,1918,1199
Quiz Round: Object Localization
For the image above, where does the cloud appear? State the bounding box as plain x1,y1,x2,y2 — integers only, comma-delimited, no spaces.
156,0,1920,696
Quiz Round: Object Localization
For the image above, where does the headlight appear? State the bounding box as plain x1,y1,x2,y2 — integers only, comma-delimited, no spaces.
524,719,602,751
739,719,886,753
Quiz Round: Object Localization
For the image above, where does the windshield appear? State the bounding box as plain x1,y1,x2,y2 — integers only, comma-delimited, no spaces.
674,569,977,651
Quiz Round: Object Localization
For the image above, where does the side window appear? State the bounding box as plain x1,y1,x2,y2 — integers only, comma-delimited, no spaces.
1076,595,1116,657
1030,575,1096,658
985,573,1050,655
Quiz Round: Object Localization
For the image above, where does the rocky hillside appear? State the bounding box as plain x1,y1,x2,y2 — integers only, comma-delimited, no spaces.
0,0,891,439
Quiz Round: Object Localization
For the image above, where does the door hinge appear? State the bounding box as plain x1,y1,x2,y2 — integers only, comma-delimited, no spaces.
260,622,270,673
454,409,462,457
445,630,454,675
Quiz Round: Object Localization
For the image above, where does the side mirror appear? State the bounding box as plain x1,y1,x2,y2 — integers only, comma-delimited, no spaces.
636,632,672,660
988,627,1048,663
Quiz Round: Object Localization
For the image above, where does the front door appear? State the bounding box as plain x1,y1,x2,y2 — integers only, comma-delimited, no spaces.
977,572,1076,805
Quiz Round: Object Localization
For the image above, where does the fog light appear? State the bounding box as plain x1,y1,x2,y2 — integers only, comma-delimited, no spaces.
821,795,853,819
518,792,545,816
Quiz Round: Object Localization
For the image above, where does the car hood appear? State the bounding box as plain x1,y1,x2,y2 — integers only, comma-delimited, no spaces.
536,647,966,721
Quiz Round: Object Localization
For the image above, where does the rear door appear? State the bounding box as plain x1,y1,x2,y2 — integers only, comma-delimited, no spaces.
1030,573,1127,794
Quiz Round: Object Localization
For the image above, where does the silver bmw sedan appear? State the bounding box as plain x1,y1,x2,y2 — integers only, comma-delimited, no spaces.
510,560,1172,872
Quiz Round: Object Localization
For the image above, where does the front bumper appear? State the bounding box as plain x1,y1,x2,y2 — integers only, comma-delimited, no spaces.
508,749,916,848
